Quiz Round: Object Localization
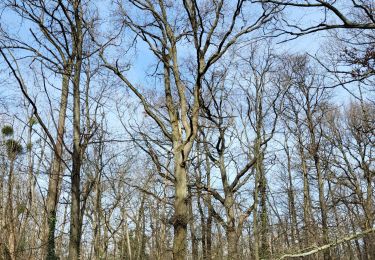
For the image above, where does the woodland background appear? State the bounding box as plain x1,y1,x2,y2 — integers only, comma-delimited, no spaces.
0,1,374,259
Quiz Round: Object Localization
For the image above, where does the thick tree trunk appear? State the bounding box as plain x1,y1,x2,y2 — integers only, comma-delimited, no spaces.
173,160,189,260
224,190,238,260
227,226,239,260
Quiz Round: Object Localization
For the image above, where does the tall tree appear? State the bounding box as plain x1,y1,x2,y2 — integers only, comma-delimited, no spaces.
100,1,278,259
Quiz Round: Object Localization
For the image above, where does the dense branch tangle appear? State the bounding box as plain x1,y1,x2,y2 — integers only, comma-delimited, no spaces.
0,1,374,260
100,1,278,259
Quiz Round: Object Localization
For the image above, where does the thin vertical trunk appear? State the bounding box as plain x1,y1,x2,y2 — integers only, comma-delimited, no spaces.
136,195,146,260
24,120,35,258
93,177,102,259
306,101,329,259
363,176,374,259
252,159,260,260
206,201,212,260
259,171,269,259
124,209,132,260
44,72,70,260
7,159,16,260
27,119,34,214
0,154,5,258
161,179,168,260
349,208,363,259
56,201,69,257
298,141,314,248
287,148,299,247
216,222,224,260
205,144,212,260
197,180,207,260
253,84,264,260
316,159,329,259
188,188,199,260
68,2,83,256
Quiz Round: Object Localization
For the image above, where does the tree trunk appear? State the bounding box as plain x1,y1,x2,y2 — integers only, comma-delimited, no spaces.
44,72,70,260
259,172,269,259
316,156,330,260
227,226,239,260
298,142,314,249
173,159,188,260
204,144,212,260
68,7,83,258
286,143,299,247
188,188,199,260
7,159,16,260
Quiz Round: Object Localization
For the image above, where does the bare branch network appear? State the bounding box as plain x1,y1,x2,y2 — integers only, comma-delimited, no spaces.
0,0,374,260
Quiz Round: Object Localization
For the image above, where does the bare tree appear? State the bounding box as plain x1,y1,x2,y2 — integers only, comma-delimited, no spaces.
100,1,278,259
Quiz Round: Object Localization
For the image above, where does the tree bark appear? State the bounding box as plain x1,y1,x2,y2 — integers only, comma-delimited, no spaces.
44,72,70,260
172,159,189,260
227,226,239,260
68,1,83,257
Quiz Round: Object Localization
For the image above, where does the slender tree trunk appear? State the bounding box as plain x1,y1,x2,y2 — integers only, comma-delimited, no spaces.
0,156,5,258
363,163,375,259
216,222,224,260
298,142,314,249
285,142,300,248
253,174,260,260
93,177,102,259
204,144,212,260
44,72,70,260
287,160,299,247
124,209,132,260
259,171,269,259
206,202,213,260
306,102,329,259
316,155,330,259
24,120,35,258
7,159,16,260
68,1,83,258
188,188,199,260
136,195,146,260
197,190,207,260
27,119,34,214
